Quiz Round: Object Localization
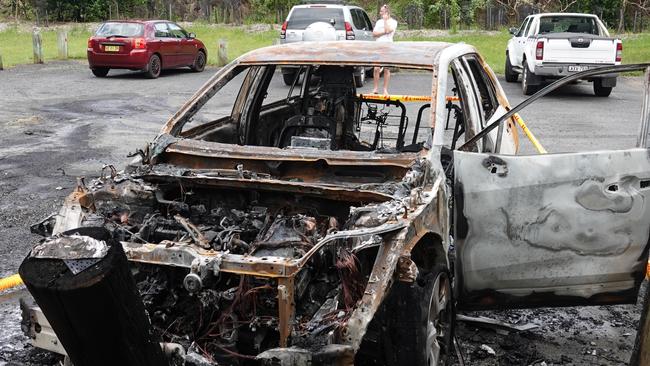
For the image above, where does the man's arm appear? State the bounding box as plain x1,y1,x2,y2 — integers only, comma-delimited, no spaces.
372,20,385,37
383,19,393,34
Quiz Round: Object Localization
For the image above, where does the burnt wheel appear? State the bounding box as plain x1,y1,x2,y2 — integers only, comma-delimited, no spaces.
91,67,109,77
144,54,161,79
357,265,454,366
191,50,206,72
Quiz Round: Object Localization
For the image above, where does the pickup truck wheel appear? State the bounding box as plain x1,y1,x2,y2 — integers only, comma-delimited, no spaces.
522,63,537,96
283,71,297,86
505,54,518,82
593,79,613,97
357,266,453,366
354,68,366,87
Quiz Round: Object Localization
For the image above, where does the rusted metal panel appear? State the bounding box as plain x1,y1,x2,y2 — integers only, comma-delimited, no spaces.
454,149,650,308
165,138,419,167
277,277,295,348
237,41,449,70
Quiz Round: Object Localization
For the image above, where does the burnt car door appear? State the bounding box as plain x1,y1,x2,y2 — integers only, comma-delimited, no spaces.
452,65,650,310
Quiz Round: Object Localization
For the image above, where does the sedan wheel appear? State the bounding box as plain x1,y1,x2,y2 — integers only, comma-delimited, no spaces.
91,68,109,77
191,51,206,72
145,54,161,79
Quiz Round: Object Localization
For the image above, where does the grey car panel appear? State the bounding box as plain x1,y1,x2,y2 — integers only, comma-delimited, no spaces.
453,148,650,309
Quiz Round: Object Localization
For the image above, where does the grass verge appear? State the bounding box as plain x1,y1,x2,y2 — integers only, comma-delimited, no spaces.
0,24,648,73
0,23,277,68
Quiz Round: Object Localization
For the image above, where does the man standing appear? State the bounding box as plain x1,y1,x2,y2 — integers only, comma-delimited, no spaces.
372,4,397,95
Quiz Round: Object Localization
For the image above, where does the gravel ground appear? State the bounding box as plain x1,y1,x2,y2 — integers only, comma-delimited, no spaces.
0,61,645,365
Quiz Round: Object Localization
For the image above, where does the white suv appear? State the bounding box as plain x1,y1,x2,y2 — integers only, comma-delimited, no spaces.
279,1,374,86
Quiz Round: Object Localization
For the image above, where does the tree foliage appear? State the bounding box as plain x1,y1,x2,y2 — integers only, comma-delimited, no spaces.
1,0,649,32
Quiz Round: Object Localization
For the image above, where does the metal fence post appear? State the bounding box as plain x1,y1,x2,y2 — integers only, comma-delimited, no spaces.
57,30,68,59
32,30,44,64
637,67,650,148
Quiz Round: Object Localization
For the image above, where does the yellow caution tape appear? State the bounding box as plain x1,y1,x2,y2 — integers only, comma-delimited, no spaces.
512,113,547,154
356,95,546,155
358,94,432,102
0,274,24,292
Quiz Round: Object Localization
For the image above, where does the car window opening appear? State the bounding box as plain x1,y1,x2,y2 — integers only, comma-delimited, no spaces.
287,8,346,30
181,64,433,154
96,22,144,37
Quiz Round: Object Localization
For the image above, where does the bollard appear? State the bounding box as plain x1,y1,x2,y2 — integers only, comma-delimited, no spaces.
32,30,44,64
0,52,3,70
217,39,228,67
57,30,68,59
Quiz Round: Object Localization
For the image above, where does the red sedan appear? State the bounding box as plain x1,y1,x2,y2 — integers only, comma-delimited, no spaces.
87,20,207,78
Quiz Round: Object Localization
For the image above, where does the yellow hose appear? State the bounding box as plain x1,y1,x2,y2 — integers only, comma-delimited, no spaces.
0,274,24,292
512,113,547,154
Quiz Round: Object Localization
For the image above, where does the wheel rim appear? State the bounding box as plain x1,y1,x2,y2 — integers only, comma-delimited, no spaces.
197,52,205,69
151,57,160,76
426,273,451,366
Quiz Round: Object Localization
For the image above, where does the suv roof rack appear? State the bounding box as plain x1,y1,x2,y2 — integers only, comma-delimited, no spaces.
299,0,346,4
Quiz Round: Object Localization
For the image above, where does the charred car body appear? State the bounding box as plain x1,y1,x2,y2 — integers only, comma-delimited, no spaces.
18,42,650,366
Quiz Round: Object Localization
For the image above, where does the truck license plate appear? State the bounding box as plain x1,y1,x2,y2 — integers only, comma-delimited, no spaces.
568,65,588,72
104,45,120,52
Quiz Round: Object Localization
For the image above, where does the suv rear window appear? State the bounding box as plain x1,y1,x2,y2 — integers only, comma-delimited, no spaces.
96,22,144,37
538,16,599,35
287,8,345,30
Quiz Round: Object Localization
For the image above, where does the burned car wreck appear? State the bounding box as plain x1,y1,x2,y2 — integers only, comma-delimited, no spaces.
18,42,650,366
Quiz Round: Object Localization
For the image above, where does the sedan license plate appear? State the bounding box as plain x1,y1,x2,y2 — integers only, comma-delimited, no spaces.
568,65,588,72
104,45,120,52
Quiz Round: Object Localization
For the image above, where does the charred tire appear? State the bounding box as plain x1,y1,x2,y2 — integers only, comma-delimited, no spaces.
91,67,109,77
283,71,297,86
522,62,537,96
191,50,206,72
357,266,454,366
354,67,366,87
144,54,162,79
593,79,613,97
504,53,517,83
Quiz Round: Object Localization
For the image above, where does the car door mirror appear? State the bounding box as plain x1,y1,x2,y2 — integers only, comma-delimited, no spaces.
509,27,518,35
188,32,196,39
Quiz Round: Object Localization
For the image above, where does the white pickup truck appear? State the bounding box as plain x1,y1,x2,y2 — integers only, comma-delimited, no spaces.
505,13,622,96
